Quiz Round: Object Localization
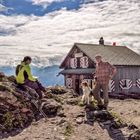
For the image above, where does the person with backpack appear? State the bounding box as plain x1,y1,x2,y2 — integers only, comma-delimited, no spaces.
16,56,46,99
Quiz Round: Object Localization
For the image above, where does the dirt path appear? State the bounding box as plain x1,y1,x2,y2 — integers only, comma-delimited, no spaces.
6,105,111,140
109,99,140,128
4,98,140,140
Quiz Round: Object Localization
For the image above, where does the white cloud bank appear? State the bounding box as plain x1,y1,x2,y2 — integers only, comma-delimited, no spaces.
0,0,140,67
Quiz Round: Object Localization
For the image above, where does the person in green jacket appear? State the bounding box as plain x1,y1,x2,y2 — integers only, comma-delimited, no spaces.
16,56,45,99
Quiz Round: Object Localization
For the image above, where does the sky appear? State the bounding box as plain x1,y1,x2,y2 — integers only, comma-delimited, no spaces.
0,0,140,67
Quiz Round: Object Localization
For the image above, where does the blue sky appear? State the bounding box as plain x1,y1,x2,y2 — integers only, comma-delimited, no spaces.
0,0,140,67
0,0,44,16
0,0,96,16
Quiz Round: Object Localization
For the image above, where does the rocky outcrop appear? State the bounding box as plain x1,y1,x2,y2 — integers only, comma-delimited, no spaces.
0,72,65,139
128,130,140,140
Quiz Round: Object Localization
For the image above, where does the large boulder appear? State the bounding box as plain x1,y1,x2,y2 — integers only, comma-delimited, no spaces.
40,99,62,117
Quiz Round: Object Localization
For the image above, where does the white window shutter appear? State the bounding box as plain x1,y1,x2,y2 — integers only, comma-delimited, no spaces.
120,79,132,89
109,80,115,92
80,56,89,68
80,57,84,68
66,78,72,88
70,58,77,68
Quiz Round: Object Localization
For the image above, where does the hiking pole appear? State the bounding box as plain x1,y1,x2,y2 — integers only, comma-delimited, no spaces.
16,86,48,120
25,87,48,119
30,99,48,119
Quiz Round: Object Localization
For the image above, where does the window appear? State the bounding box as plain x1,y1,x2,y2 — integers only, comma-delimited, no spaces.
120,79,132,89
70,58,77,68
80,56,89,68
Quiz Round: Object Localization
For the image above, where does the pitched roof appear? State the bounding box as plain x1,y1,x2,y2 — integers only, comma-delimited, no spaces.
60,43,140,68
75,43,140,66
59,68,95,75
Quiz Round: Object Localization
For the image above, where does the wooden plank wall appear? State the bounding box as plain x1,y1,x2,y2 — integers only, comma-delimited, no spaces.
114,66,140,93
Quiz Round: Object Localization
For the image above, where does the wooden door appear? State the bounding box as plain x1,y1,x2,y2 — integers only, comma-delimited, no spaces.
75,78,80,94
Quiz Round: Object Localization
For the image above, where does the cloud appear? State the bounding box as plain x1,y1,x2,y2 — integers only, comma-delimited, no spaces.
0,4,9,12
30,0,105,8
30,0,65,8
0,0,140,67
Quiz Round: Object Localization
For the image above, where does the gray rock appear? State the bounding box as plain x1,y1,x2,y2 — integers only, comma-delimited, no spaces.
41,99,62,117
128,130,140,140
76,117,83,124
66,98,78,105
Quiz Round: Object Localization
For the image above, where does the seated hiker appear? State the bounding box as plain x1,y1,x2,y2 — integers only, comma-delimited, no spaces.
81,81,92,105
16,56,46,99
93,55,117,110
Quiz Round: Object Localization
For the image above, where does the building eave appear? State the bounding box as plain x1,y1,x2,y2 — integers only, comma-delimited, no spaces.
59,68,95,75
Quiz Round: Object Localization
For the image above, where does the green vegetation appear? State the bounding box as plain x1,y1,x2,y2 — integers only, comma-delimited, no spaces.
109,111,127,128
50,86,67,94
64,123,74,136
78,101,85,107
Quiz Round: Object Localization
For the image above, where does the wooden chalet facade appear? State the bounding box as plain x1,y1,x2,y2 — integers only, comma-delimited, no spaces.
59,43,140,94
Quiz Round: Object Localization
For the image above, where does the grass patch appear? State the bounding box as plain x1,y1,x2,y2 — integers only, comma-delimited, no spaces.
109,111,127,128
53,95,64,105
78,101,85,107
64,123,74,136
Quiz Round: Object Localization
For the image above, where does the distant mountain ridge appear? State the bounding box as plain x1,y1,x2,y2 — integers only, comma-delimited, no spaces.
0,65,64,86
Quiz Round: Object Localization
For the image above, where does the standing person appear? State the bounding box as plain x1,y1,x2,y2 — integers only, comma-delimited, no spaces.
81,81,92,105
16,56,46,99
93,55,117,110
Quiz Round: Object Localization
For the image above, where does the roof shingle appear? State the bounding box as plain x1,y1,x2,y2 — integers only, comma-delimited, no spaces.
75,43,140,66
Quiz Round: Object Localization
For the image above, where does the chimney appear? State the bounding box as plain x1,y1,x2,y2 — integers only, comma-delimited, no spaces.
113,42,116,46
99,37,104,45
